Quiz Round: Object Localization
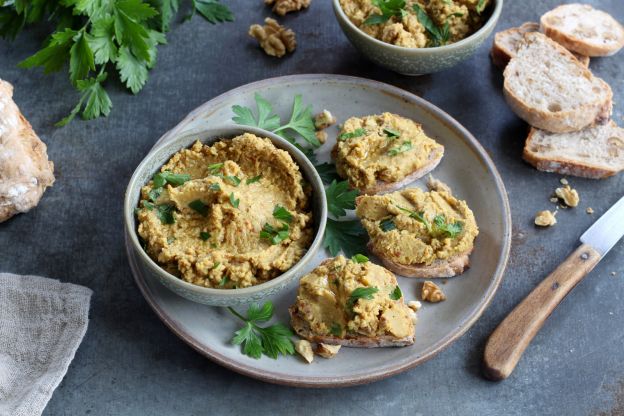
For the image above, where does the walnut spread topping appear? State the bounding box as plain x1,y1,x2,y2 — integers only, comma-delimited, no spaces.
421,281,446,303
315,343,341,358
535,210,557,227
249,18,296,58
555,185,580,207
295,339,314,363
265,0,310,16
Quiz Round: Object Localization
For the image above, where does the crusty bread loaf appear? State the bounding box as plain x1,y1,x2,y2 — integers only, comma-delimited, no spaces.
289,305,415,348
0,79,55,222
541,3,624,57
503,32,612,133
491,22,589,68
523,121,624,179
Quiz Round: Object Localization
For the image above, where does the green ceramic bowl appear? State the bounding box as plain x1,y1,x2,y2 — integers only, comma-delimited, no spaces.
333,0,503,75
124,126,327,307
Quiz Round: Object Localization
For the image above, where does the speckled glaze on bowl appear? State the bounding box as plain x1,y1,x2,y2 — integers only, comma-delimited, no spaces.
124,126,327,307
333,0,503,75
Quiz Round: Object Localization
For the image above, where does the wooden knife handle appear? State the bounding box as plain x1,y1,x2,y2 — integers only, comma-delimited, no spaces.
483,243,602,381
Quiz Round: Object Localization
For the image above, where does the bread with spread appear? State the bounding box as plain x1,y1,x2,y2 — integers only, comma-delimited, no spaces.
289,256,416,347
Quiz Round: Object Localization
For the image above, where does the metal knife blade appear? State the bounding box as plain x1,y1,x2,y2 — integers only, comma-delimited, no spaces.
580,195,624,257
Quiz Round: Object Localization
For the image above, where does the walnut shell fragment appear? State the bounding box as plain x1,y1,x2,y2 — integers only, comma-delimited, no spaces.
265,0,310,16
249,18,296,58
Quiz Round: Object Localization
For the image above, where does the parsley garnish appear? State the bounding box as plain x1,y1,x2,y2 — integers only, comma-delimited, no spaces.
384,127,401,139
314,162,341,185
142,200,155,210
351,254,369,264
199,231,210,240
330,323,343,337
387,140,413,156
229,193,240,208
156,204,176,225
218,275,229,287
207,163,224,175
273,205,293,223
6,0,233,125
347,287,379,311
433,215,464,238
148,188,162,203
325,180,359,218
189,199,208,216
153,171,191,188
260,223,290,245
413,4,464,46
380,218,397,232
246,175,262,184
364,0,407,25
389,286,402,300
476,0,487,14
228,302,295,359
209,183,221,191
224,175,241,186
323,218,367,258
338,128,366,141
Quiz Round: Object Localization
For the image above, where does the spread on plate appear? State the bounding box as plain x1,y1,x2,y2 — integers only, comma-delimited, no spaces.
339,0,491,48
291,256,415,340
356,186,478,265
332,112,443,191
136,133,313,289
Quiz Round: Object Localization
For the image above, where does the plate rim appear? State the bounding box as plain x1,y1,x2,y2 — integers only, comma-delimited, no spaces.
127,74,512,387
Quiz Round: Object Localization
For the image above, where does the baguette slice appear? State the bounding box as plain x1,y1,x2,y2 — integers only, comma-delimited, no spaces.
523,121,624,179
503,32,612,133
541,3,624,57
491,22,589,68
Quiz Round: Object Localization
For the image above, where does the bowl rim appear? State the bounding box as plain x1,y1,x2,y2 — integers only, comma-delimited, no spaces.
332,0,503,53
123,125,328,299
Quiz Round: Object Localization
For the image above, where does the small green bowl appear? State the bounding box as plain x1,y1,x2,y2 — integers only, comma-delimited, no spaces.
333,0,503,75
124,126,327,307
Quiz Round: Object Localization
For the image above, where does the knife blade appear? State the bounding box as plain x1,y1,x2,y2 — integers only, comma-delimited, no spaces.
483,195,624,381
580,195,624,257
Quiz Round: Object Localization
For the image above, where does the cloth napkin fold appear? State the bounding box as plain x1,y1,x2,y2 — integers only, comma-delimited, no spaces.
0,273,92,416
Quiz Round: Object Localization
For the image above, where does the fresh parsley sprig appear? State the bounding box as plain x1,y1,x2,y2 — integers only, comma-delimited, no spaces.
364,0,407,25
387,140,412,156
228,302,295,360
413,4,464,47
389,285,402,300
346,287,379,311
396,205,464,238
323,218,367,258
325,180,359,218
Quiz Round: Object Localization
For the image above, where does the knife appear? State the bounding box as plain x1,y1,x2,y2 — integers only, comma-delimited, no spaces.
483,195,624,381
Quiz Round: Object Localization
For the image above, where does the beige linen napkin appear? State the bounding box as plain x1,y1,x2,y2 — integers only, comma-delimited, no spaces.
0,273,92,416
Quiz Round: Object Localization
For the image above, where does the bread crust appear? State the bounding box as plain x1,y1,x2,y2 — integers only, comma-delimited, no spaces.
368,242,472,278
357,146,444,195
540,4,624,57
503,33,612,133
523,125,620,179
289,305,415,347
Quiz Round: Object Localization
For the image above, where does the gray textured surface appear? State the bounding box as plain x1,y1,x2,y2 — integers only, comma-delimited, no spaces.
0,0,623,414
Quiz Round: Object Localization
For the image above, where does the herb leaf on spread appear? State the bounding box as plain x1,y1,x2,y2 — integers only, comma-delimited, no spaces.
383,127,401,139
476,0,487,14
324,218,367,258
228,301,295,360
224,175,241,186
315,162,341,185
153,171,191,187
364,0,407,25
273,205,293,223
156,204,176,224
387,140,413,156
199,231,211,240
260,223,290,245
208,163,224,175
229,193,240,208
351,254,369,264
433,215,464,238
413,4,464,46
338,128,366,141
380,218,397,232
209,183,221,191
389,285,403,300
326,180,359,218
189,199,208,216
330,323,343,337
246,174,263,184
347,287,379,311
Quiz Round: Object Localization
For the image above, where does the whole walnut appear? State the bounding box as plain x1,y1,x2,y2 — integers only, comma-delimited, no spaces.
265,0,311,16
249,18,297,58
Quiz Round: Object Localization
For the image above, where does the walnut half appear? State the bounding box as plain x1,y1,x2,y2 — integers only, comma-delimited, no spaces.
421,281,446,303
265,0,311,16
535,210,557,227
249,18,296,58
555,185,580,207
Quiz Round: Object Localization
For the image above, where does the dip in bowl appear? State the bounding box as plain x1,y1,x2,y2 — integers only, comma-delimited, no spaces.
333,0,503,75
124,126,327,307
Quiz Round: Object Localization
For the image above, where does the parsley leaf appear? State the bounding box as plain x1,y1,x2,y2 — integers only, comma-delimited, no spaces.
387,140,412,156
338,128,366,141
228,302,295,360
56,71,112,126
218,275,229,286
380,218,397,232
383,127,400,138
323,218,367,258
273,95,319,148
232,93,281,131
389,285,402,300
224,175,241,186
364,0,406,25
326,180,359,218
433,215,464,238
69,30,95,84
273,205,293,223
413,4,463,46
260,223,290,245
153,171,191,187
19,28,77,74
191,0,234,24
199,231,210,240
156,204,176,224
229,193,240,208
207,163,224,175
347,287,379,311
189,199,208,216
330,323,343,337
351,254,369,264
476,0,487,14
314,162,341,185
246,174,262,184
209,183,221,191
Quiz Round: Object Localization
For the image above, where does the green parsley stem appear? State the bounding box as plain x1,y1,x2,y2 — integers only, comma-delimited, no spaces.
227,307,247,322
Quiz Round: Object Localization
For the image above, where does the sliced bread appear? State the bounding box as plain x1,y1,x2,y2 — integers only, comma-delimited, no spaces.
503,32,612,133
541,3,624,57
523,121,624,179
491,22,589,68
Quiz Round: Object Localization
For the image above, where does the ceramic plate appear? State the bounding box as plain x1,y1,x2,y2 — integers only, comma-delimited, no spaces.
125,74,511,387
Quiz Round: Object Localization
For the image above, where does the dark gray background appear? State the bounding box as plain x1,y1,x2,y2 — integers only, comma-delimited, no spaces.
1,0,623,415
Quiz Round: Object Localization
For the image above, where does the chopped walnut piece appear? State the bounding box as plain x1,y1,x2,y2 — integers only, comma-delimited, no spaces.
315,343,341,358
315,130,328,144
560,178,569,185
421,281,446,303
586,207,594,214
407,300,422,311
249,18,296,58
555,185,580,207
314,109,336,130
265,0,310,16
535,210,557,227
426,175,452,194
294,339,314,363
